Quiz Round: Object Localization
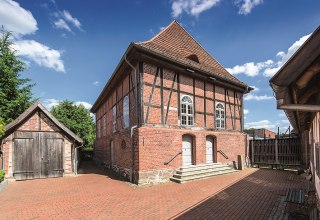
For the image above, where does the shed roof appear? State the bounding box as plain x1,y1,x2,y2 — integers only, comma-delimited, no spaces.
4,101,83,144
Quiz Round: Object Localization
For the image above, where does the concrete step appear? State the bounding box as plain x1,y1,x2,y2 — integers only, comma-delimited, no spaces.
170,169,238,183
175,167,234,177
179,163,231,172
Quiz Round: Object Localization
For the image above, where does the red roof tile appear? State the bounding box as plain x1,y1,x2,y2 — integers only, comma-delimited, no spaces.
136,20,247,87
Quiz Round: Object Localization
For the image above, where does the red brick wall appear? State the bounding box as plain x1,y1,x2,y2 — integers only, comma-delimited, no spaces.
94,61,247,183
94,69,138,174
137,126,246,171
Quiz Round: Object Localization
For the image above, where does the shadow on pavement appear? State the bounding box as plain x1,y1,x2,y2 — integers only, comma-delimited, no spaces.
78,161,130,183
171,169,307,220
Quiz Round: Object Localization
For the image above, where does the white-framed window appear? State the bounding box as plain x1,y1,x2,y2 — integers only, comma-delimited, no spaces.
123,96,130,128
103,114,106,136
216,103,225,129
180,95,194,126
112,105,117,132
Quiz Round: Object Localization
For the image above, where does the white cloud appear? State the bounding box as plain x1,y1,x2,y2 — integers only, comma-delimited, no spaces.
62,10,82,31
245,119,275,129
44,99,92,110
74,101,92,110
244,93,273,101
171,0,221,18
236,0,263,15
227,33,311,78
0,0,38,37
43,98,61,110
244,109,249,115
93,81,100,86
250,85,259,91
54,18,72,32
278,112,286,117
226,60,273,77
13,40,65,73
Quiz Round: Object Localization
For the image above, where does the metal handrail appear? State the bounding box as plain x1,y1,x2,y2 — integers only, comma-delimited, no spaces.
218,150,229,159
164,152,182,165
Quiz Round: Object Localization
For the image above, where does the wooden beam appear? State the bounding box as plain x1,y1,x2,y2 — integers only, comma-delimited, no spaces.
279,104,320,112
145,67,159,123
160,68,164,125
165,73,176,124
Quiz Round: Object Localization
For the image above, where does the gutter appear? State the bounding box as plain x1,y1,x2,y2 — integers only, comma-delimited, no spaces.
124,52,139,183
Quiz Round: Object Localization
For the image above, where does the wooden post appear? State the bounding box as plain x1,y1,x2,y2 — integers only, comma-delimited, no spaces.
275,138,279,164
251,139,255,166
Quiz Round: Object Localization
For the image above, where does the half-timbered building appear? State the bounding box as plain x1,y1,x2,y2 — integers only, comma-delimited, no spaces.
92,21,252,184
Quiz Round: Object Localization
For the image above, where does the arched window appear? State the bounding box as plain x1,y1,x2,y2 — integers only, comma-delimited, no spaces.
122,96,129,128
181,95,194,126
216,103,225,129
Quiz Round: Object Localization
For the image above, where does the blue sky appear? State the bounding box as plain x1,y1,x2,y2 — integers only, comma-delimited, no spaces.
1,0,319,132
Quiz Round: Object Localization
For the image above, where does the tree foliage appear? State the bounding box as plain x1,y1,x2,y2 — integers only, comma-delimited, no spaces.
0,31,34,124
0,117,5,138
51,100,95,149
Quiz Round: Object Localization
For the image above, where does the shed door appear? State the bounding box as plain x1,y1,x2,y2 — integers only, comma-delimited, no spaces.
182,135,193,166
40,133,63,178
206,136,214,163
13,138,37,180
13,132,64,180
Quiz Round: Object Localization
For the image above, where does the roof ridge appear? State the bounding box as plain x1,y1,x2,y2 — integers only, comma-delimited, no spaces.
137,20,178,44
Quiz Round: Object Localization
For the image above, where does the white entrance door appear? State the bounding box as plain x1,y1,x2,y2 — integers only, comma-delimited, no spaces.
182,135,192,166
110,141,114,166
206,136,214,163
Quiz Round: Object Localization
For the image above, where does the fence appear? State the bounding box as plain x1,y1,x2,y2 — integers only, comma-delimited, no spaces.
249,138,301,166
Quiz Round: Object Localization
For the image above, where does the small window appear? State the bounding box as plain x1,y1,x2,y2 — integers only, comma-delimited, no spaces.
112,106,117,132
123,96,129,128
103,114,106,136
216,103,225,129
181,95,194,126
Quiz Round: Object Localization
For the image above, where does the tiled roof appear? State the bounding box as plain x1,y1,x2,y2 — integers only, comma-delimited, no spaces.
136,20,247,87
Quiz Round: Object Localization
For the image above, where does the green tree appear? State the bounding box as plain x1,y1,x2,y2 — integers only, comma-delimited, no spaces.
0,31,34,124
51,100,95,149
0,117,5,138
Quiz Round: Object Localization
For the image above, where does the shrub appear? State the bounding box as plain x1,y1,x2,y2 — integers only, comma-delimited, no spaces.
0,170,5,183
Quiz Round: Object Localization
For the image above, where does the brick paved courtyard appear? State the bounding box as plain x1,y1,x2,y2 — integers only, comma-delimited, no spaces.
0,163,307,220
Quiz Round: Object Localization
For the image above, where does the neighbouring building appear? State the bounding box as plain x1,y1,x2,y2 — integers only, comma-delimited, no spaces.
245,128,276,139
91,21,252,184
0,102,83,180
270,26,320,208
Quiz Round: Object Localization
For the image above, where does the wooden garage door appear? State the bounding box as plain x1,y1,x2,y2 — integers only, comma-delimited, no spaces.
13,132,64,180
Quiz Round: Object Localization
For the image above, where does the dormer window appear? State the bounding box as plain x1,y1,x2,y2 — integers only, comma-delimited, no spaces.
186,54,199,63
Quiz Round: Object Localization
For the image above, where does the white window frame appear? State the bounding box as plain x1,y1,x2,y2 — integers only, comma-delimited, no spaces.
180,95,194,126
216,102,225,129
112,105,117,132
122,96,130,128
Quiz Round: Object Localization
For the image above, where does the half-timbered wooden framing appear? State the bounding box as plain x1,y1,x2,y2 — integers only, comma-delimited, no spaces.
91,20,252,184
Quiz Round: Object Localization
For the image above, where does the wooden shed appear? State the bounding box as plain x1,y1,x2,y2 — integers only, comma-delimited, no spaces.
0,102,83,180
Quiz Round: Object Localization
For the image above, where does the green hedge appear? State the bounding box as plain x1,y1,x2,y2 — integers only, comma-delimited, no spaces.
0,170,5,183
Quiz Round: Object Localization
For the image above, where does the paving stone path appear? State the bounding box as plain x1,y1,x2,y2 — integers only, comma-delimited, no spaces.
0,163,306,220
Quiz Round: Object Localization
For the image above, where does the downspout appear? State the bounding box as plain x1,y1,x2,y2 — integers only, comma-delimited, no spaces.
124,51,139,183
74,143,83,176
0,139,5,170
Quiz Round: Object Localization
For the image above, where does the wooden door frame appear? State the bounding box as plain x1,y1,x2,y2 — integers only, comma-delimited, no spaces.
182,134,195,166
206,135,217,163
